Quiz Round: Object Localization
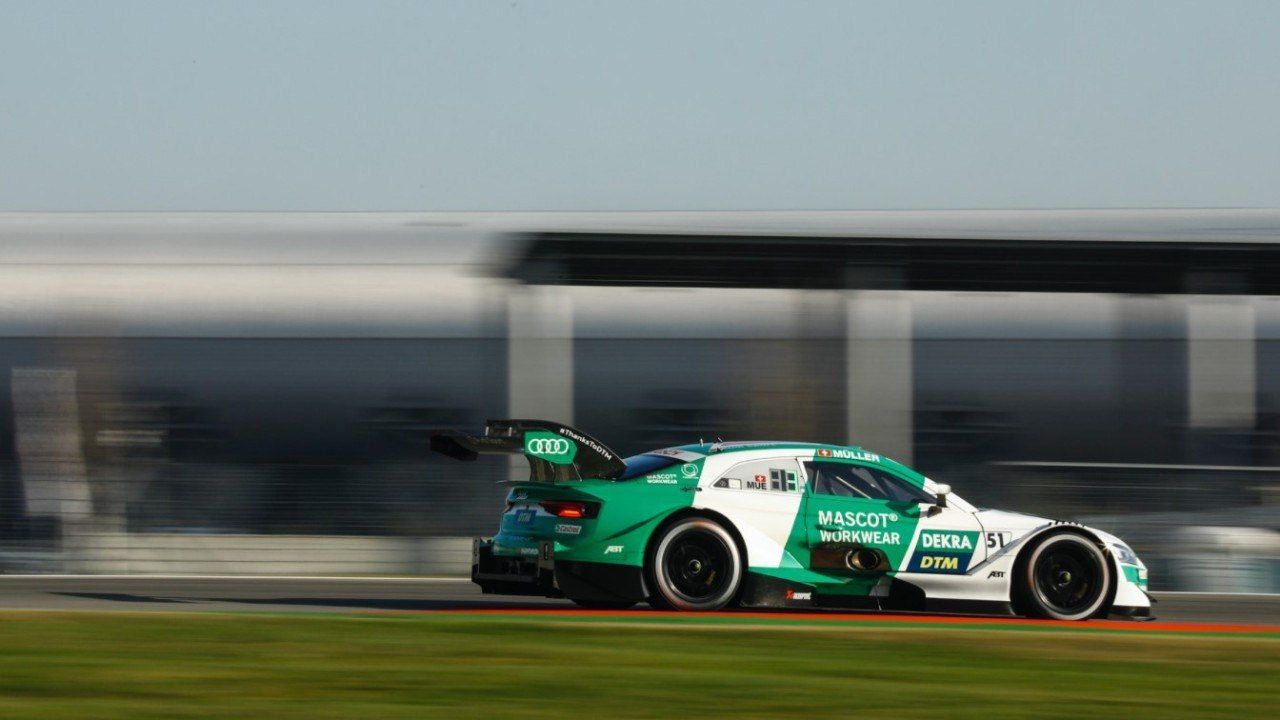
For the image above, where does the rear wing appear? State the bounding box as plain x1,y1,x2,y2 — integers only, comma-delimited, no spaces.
430,419,627,481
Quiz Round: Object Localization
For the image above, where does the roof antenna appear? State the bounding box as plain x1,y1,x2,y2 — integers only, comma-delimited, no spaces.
715,436,724,443
699,437,704,444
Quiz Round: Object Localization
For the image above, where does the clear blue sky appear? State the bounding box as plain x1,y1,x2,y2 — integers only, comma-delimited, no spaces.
2,1,1278,211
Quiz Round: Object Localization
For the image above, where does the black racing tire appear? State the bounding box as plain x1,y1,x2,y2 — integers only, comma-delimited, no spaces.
647,516,743,611
1016,532,1112,621
568,598,637,610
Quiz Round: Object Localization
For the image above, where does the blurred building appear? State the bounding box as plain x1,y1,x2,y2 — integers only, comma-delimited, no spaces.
0,211,1277,589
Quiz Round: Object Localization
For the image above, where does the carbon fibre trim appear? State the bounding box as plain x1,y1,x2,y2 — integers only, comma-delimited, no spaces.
554,560,647,603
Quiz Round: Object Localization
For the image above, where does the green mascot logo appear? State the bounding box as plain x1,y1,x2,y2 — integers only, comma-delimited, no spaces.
524,431,577,465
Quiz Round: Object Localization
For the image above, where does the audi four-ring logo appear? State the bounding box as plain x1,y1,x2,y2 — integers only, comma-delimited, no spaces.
527,437,572,455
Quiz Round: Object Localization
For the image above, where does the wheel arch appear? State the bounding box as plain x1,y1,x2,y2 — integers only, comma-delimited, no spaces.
1009,523,1117,617
643,507,750,605
645,507,750,568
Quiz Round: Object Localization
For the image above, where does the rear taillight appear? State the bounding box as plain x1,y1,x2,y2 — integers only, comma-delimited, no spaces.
539,500,600,519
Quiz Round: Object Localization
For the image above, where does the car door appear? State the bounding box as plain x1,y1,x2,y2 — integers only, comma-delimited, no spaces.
802,459,984,578
802,460,921,579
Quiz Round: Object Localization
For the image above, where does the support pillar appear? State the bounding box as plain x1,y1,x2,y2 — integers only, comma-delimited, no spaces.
507,283,574,480
846,292,914,463
1186,297,1256,429
11,367,103,572
1115,295,1184,460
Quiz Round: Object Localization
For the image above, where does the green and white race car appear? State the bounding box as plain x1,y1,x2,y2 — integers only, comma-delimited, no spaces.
432,420,1153,620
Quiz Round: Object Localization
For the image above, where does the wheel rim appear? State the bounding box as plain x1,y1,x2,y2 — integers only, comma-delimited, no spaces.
1032,540,1103,615
662,529,732,603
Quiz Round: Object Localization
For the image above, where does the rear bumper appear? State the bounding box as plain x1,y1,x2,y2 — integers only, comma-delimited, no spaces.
472,537,647,603
472,537,559,597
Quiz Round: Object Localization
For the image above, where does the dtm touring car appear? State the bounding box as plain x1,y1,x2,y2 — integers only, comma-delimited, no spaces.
431,420,1153,620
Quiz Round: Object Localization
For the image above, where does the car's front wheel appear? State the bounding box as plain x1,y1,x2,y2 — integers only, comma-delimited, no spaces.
648,517,743,611
1017,532,1112,620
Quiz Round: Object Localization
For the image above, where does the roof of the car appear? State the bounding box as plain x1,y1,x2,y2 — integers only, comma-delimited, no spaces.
646,440,929,486
668,440,851,455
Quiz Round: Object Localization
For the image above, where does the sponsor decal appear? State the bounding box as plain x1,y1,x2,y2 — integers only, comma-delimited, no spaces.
647,473,678,484
604,545,624,554
785,589,812,602
816,510,903,545
817,510,899,527
524,431,577,465
910,554,965,572
680,463,700,479
556,427,615,461
745,474,768,490
815,447,882,462
554,523,582,535
818,528,902,544
907,530,981,574
987,570,1005,579
985,531,1011,549
826,448,881,462
514,510,535,523
919,530,976,551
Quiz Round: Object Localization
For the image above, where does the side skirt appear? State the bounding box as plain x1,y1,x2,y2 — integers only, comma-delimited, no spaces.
1109,604,1156,621
738,573,816,609
924,598,1017,617
738,571,1015,617
554,560,648,603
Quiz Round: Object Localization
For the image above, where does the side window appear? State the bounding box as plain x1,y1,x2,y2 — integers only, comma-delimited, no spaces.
804,461,931,504
713,458,802,493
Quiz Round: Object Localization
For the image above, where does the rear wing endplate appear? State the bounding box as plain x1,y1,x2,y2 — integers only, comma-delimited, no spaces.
430,419,627,481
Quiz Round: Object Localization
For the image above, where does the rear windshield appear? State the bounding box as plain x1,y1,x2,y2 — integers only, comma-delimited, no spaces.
620,454,681,480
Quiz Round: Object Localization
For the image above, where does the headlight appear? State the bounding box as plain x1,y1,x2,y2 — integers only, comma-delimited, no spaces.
1110,543,1139,566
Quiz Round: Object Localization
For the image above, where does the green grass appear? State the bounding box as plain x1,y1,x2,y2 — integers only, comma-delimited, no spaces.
0,611,1276,719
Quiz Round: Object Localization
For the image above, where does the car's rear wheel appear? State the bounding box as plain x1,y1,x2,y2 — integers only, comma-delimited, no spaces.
648,517,742,611
1017,532,1111,620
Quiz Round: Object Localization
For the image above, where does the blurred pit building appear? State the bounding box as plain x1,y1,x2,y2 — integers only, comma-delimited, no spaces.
1,210,1279,591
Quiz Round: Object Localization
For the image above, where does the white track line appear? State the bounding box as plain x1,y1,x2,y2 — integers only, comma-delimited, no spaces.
1152,591,1280,598
990,461,1280,472
0,574,471,582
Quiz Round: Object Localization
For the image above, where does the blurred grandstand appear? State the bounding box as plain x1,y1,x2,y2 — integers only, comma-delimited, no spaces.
1,210,1277,591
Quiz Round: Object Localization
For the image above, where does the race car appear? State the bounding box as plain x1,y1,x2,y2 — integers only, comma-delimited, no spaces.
431,419,1153,620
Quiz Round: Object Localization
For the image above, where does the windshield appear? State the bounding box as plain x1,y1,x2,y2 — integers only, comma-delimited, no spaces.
620,454,682,480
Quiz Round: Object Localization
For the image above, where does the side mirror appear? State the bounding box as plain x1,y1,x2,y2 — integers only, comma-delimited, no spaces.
933,484,951,509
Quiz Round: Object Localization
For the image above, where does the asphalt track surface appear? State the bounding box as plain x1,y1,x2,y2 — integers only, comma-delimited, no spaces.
1,576,1278,629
